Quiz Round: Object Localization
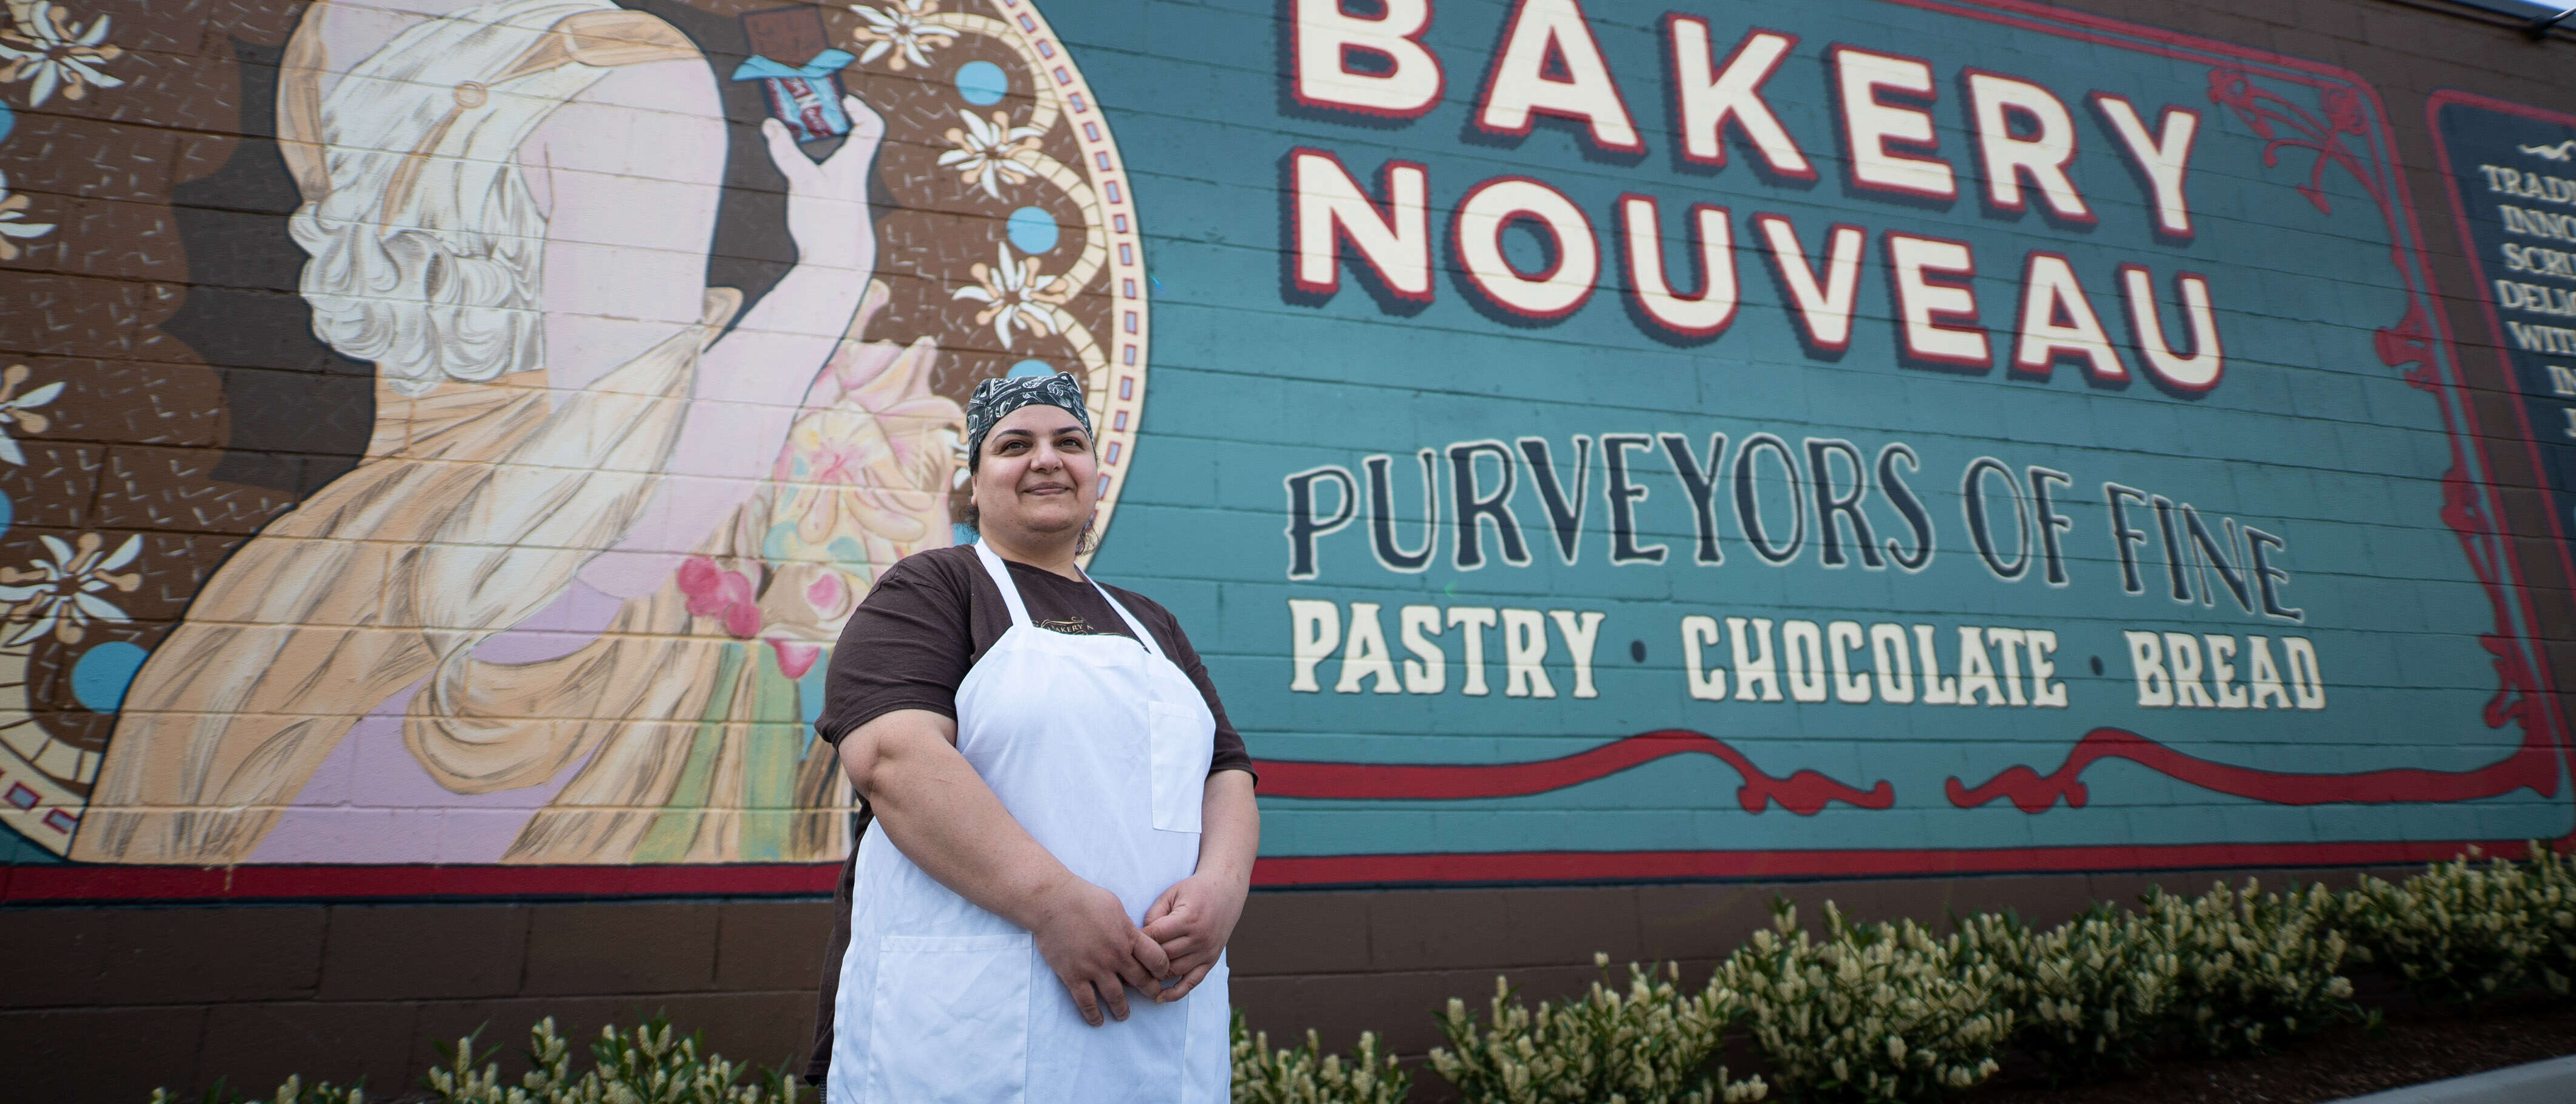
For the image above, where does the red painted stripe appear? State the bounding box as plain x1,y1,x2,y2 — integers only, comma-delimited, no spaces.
1249,838,2530,888
1,863,841,903
1948,727,2564,811
5,839,2519,902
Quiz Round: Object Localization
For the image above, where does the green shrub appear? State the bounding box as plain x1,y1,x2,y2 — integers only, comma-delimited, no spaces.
1231,1010,1409,1104
1428,953,1766,1104
448,1016,800,1104
148,1075,366,1104
157,1017,802,1104
1717,902,2009,1103
1954,905,2177,1085
162,846,2576,1104
2337,843,2576,1005
2151,879,2358,1057
2529,844,2576,991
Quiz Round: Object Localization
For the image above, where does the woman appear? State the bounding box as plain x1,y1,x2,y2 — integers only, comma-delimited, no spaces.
72,0,954,865
818,372,1257,1103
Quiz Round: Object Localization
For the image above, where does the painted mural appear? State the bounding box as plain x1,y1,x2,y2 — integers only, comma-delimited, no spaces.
0,0,1149,874
1219,0,2575,883
1,0,2569,897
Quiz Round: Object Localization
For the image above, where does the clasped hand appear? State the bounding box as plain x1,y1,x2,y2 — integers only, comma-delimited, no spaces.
1033,871,1244,1027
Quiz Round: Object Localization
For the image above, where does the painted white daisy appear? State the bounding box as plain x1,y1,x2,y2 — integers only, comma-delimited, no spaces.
937,109,1045,201
951,242,1072,350
849,0,955,71
0,532,140,646
0,363,62,464
0,2,125,108
0,171,54,261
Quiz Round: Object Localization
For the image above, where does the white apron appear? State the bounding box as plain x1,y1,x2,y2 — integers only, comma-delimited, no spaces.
828,543,1229,1104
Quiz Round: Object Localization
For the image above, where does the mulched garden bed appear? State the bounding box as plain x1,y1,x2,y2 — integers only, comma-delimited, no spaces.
1975,993,2576,1103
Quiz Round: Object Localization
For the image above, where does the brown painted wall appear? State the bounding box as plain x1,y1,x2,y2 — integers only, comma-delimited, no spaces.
7,899,832,1101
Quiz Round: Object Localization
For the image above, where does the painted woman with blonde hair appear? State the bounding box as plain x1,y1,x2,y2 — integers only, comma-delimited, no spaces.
72,0,959,865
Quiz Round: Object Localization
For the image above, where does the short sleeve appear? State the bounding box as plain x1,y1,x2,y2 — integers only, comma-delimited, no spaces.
814,557,976,744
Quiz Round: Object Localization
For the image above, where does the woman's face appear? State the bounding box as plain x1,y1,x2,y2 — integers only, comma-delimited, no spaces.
971,404,1098,544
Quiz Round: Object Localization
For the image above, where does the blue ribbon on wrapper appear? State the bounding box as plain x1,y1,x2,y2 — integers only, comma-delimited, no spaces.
732,48,856,143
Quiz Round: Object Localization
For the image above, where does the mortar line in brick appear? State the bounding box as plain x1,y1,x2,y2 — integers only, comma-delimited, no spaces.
309,903,338,1001
389,1001,428,1095
515,901,539,998
1362,896,1375,968
399,987,826,1003
1233,964,1720,981
709,902,728,992
185,1002,216,1094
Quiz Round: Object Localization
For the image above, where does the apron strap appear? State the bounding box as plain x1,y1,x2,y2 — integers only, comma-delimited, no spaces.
1083,576,1166,660
971,542,1166,659
971,541,1035,627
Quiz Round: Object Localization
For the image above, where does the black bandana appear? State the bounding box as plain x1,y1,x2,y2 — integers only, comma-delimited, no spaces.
965,372,1092,470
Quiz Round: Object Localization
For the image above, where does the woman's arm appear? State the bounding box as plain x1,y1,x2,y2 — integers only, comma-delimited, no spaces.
840,707,1173,1026
549,86,891,602
481,53,886,607
1140,767,1259,1001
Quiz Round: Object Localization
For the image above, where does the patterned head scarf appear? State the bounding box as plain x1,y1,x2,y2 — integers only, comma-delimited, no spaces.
965,371,1092,471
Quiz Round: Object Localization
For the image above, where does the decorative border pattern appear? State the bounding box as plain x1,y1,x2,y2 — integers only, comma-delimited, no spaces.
984,0,1153,558
0,1,126,859
0,637,82,849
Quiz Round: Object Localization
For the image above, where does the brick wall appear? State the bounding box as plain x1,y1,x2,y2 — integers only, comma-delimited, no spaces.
8,865,2414,1102
8,899,832,1102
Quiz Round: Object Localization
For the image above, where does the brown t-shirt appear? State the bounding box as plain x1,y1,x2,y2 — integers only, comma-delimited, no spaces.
812,543,1250,765
803,543,1254,1082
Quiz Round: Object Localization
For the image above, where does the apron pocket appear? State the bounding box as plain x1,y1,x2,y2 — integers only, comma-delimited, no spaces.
1180,957,1233,1104
867,933,1033,1103
1146,701,1213,833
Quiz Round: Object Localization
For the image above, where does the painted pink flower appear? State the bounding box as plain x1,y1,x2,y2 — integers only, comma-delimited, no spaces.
770,640,824,679
676,556,761,639
807,572,846,610
807,439,866,485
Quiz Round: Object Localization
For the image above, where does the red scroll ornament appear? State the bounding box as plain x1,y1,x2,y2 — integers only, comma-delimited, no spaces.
1941,69,2568,820
1947,726,2563,814
1254,729,1893,814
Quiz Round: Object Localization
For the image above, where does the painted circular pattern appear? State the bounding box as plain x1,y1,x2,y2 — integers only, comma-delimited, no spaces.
801,0,1153,547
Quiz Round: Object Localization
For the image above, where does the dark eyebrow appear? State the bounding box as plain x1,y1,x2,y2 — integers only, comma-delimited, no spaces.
987,422,1087,447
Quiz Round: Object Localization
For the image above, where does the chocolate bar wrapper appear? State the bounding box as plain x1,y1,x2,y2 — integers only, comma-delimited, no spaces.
732,46,858,143
758,73,851,142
